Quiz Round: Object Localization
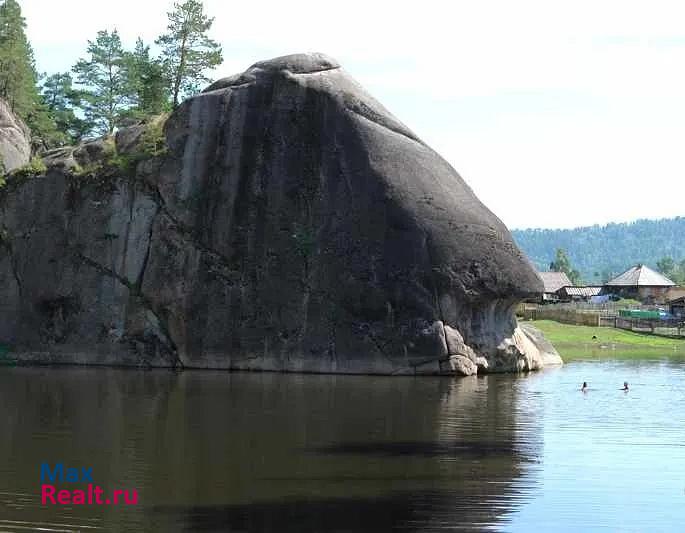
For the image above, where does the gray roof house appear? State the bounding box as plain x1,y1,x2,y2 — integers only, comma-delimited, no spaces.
604,264,675,303
538,272,572,294
537,272,572,302
605,264,675,288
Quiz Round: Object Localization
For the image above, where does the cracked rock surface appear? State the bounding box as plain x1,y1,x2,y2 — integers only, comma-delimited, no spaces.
0,53,561,374
0,98,30,173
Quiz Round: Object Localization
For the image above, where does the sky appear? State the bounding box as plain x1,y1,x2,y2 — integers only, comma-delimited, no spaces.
22,0,685,230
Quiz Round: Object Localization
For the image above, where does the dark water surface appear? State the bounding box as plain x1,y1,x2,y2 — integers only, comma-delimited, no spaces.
0,360,684,532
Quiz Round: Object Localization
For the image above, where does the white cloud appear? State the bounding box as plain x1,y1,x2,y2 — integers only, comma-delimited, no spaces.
22,0,685,228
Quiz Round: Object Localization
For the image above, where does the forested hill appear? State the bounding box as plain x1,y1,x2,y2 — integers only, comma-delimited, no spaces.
511,217,685,283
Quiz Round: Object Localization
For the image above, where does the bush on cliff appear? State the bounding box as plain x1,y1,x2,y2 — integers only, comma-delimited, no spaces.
8,156,47,179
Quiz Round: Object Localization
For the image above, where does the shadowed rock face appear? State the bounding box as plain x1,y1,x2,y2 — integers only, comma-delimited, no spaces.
0,53,560,374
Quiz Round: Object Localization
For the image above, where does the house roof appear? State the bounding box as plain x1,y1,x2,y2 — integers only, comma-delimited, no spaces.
605,264,675,287
561,286,602,297
538,271,572,293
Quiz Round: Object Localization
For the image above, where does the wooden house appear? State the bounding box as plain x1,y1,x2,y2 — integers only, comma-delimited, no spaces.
665,287,685,302
537,272,572,303
603,264,675,303
669,296,685,318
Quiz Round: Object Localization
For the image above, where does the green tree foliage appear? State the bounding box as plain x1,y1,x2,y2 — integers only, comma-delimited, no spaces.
549,248,582,285
40,72,89,144
656,257,675,277
0,0,61,148
656,256,685,285
156,0,222,108
23,97,64,149
0,0,36,116
122,38,170,119
0,1,224,145
512,217,685,284
73,30,131,135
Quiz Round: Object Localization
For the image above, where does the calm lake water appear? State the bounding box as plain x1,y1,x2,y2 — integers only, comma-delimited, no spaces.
0,359,684,532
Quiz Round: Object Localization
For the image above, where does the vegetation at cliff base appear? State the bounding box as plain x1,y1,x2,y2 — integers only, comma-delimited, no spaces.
104,114,169,175
10,155,46,178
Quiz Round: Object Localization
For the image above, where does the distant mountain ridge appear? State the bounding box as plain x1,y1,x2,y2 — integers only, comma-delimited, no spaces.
511,217,685,283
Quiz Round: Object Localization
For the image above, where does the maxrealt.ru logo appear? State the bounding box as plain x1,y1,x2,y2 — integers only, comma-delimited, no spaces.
40,463,138,506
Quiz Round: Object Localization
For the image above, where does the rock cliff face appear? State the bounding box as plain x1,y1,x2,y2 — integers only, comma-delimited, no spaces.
0,53,561,374
0,98,31,173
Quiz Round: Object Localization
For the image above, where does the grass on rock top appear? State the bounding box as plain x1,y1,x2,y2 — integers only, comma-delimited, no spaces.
527,319,685,361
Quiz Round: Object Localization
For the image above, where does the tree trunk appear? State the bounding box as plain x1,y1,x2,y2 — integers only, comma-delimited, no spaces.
172,31,188,108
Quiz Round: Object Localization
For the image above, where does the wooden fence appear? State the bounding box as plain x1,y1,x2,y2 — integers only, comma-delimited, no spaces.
518,305,685,337
614,317,685,337
519,301,643,316
519,306,602,327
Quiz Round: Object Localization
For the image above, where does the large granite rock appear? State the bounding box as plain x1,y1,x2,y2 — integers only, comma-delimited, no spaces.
0,53,561,374
0,98,30,173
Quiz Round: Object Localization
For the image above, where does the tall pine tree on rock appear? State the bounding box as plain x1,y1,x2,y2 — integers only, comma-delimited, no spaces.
40,72,89,144
123,38,170,119
0,0,64,149
156,0,222,108
0,0,36,116
73,30,131,135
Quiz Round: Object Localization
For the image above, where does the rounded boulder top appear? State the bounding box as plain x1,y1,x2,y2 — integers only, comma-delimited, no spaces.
204,52,341,92
250,52,340,74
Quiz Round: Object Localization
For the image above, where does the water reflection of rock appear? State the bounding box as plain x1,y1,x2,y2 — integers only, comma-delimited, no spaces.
429,375,542,529
160,372,542,532
0,368,542,532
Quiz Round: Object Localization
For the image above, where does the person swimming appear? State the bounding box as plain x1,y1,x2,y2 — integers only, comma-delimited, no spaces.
621,381,629,391
581,382,588,392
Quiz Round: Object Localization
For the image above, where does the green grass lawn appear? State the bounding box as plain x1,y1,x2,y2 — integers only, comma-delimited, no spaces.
526,319,685,360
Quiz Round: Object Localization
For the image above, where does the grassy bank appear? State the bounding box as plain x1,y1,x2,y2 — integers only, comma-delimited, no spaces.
526,319,685,361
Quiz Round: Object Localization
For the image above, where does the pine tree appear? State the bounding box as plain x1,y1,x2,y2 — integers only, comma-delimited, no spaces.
123,38,170,119
0,0,62,149
0,0,37,116
656,257,675,278
40,72,89,144
549,248,582,285
156,0,222,108
25,95,64,149
73,30,131,135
